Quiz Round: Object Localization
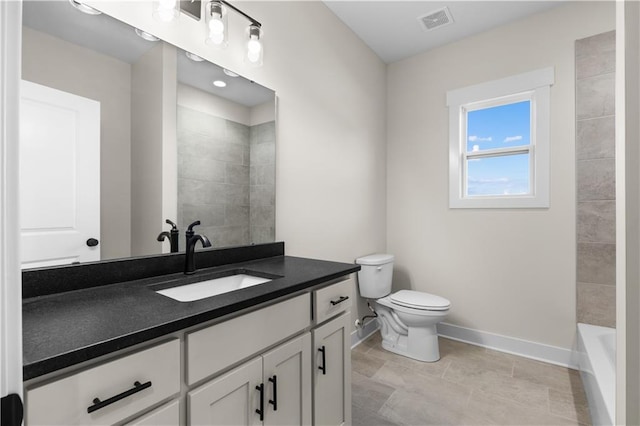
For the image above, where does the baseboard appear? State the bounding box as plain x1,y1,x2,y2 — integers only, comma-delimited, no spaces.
437,322,579,369
350,319,380,349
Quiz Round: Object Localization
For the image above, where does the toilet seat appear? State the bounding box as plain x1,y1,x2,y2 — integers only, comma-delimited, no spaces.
389,290,450,311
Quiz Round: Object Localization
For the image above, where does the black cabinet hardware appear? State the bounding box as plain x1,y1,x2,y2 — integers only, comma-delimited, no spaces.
330,296,349,306
268,375,277,411
86,238,99,247
87,381,151,413
318,346,326,375
255,383,264,421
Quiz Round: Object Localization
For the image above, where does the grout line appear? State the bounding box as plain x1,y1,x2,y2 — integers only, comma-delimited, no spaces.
576,113,615,122
441,358,453,379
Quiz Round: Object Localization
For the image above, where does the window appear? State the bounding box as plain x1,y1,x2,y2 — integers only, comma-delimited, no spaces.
447,68,554,208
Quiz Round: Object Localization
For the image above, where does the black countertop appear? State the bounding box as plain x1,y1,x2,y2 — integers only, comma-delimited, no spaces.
23,247,359,381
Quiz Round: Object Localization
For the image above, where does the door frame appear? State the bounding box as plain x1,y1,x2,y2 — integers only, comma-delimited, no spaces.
0,0,23,410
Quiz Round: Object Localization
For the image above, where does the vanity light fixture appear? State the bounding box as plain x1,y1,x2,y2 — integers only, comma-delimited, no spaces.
213,80,227,88
205,0,264,67
135,28,160,42
68,0,101,15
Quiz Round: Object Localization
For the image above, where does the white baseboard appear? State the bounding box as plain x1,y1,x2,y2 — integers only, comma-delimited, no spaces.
349,319,578,369
351,319,379,349
437,322,579,370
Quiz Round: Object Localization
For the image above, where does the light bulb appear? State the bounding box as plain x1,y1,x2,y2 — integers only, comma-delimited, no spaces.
247,39,262,54
205,1,227,48
153,0,178,22
208,17,224,35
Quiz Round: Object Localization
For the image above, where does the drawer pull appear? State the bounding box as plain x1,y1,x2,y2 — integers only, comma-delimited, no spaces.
330,296,349,306
268,375,277,411
318,346,326,375
255,383,264,421
87,381,152,414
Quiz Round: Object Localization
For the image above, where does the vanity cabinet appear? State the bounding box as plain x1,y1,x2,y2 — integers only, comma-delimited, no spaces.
188,333,311,426
24,277,354,426
312,313,351,426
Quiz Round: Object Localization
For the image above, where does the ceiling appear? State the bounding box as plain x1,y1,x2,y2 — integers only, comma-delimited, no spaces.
324,1,564,63
22,0,274,107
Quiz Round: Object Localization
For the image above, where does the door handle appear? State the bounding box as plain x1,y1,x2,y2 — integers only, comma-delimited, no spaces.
87,381,151,413
255,383,264,421
268,375,277,411
318,346,326,375
86,238,99,247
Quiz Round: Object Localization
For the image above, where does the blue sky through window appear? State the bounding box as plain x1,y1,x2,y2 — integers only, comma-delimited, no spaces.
466,100,531,196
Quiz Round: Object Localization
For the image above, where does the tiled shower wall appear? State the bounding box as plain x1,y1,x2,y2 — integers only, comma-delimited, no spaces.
575,31,616,327
249,121,276,244
177,104,275,248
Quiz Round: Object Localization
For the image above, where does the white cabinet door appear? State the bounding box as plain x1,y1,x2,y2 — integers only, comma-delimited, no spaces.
262,333,311,426
20,80,100,268
188,357,263,426
312,313,351,426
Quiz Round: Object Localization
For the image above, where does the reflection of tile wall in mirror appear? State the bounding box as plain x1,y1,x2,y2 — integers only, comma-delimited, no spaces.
20,0,276,265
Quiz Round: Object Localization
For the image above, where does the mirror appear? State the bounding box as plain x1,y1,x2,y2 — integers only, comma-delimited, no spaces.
20,1,276,267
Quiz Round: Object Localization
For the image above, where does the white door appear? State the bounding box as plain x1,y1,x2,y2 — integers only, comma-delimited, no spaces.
19,80,100,268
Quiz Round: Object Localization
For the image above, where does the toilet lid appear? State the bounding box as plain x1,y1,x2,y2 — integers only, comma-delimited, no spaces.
390,290,450,311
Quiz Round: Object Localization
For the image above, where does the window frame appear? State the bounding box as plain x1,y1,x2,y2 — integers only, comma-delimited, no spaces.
447,68,554,209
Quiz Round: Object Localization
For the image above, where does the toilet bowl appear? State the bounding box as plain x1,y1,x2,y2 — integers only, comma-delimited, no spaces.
376,290,450,361
355,254,451,362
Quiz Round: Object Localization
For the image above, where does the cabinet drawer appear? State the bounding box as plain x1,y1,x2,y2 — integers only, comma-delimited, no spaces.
187,293,310,385
314,278,353,324
26,339,180,426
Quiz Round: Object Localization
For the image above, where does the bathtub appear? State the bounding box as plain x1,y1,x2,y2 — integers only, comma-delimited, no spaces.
577,323,615,426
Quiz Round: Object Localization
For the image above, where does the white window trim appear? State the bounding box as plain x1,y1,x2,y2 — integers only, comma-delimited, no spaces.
447,67,554,209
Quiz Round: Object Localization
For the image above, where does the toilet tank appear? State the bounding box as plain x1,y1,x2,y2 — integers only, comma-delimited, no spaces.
355,254,394,298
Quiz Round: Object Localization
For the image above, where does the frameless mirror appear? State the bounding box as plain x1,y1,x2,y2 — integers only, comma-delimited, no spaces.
20,1,276,268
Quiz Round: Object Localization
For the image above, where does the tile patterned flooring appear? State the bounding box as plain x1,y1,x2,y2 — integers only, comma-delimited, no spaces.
352,333,591,426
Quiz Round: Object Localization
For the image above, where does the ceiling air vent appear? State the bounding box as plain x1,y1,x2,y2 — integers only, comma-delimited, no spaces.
418,7,454,31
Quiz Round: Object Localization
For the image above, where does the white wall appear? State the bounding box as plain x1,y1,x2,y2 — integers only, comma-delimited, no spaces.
89,0,387,328
387,1,615,350
131,42,177,256
22,27,132,260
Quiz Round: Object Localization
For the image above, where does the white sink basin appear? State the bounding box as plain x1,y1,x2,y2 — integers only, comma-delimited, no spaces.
156,274,273,302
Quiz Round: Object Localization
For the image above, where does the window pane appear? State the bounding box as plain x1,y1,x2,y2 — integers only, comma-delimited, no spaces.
466,153,530,196
466,101,531,153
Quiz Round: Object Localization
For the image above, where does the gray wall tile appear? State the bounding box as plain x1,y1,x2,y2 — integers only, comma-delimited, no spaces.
577,200,616,244
576,116,615,160
577,243,615,285
577,158,615,201
225,163,250,186
577,282,616,327
178,155,225,182
576,73,615,120
576,31,616,80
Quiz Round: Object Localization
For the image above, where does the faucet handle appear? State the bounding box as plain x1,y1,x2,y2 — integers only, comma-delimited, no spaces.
165,219,178,231
187,220,201,233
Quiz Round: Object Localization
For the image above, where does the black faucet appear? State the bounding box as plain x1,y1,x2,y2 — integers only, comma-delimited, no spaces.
157,219,180,253
184,220,212,274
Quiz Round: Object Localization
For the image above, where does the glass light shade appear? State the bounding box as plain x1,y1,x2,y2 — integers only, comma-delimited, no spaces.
205,1,228,48
245,25,263,67
153,0,179,22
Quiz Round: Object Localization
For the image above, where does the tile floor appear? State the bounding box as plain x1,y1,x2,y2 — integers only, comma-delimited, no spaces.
352,333,591,426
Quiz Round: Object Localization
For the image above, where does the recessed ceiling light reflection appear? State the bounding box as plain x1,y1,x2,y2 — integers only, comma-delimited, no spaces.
213,80,227,88
134,28,160,42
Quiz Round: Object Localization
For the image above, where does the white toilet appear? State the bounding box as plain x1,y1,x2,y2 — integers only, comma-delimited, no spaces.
355,254,450,362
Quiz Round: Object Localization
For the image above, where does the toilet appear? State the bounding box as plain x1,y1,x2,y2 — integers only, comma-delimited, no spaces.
355,254,450,362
